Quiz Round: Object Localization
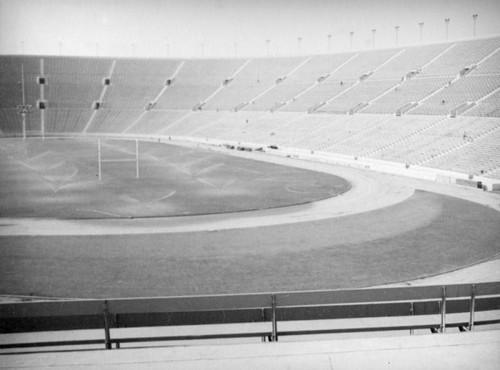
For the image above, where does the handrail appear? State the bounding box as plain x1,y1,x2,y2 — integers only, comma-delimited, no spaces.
1,282,499,351
4,282,499,319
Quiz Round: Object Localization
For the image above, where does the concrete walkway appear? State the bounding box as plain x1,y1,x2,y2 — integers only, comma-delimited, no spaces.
1,330,499,369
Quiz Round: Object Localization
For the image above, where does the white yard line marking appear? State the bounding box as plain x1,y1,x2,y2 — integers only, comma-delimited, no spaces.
223,179,235,188
75,209,124,218
197,163,224,175
285,185,311,194
197,178,215,187
154,190,177,202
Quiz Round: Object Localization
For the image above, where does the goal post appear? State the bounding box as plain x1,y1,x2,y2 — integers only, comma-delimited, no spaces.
97,138,139,180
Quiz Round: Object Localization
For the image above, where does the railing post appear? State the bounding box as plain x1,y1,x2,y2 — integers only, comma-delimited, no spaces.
261,308,267,342
103,300,112,350
469,284,476,331
410,302,414,335
440,286,446,333
271,294,278,342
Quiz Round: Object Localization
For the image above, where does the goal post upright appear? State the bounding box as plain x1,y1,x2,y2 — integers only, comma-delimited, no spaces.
16,63,32,141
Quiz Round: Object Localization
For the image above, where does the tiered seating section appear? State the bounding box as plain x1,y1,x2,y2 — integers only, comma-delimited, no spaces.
0,56,40,135
205,57,307,110
1,36,499,178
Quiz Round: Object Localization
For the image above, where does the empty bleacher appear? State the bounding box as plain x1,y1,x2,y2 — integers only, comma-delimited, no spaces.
423,119,500,176
204,57,307,111
419,37,500,78
366,116,497,164
161,110,229,137
44,57,111,109
244,83,310,111
0,56,41,134
410,75,500,116
370,43,450,79
155,59,245,110
281,79,356,112
45,108,94,133
362,77,451,114
102,59,180,110
470,48,500,76
464,88,500,117
0,109,23,136
320,79,399,113
0,36,499,179
329,48,400,80
125,109,189,134
326,115,445,158
0,56,40,109
246,53,358,112
86,109,144,133
214,111,299,144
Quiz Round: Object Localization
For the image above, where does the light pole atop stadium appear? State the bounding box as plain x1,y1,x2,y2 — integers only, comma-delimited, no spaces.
16,64,32,141
266,39,270,57
372,29,376,49
395,26,399,46
473,14,478,37
327,34,332,52
419,22,424,43
297,37,302,55
445,18,450,40
349,31,354,50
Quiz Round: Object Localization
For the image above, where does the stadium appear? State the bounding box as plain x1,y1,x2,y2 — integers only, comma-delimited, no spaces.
1,0,500,368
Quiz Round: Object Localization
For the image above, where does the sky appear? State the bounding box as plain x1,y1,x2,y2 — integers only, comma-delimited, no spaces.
0,0,499,58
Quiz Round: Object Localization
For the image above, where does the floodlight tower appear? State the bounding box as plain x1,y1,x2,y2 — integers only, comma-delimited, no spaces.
395,26,399,46
419,22,424,43
445,18,450,40
372,29,376,49
16,64,32,141
349,31,354,50
472,14,478,37
327,34,332,52
297,37,302,55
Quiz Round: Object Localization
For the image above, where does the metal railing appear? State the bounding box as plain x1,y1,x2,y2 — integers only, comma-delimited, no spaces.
1,282,499,351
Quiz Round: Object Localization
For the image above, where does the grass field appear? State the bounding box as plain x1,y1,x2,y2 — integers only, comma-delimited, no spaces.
0,138,350,219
